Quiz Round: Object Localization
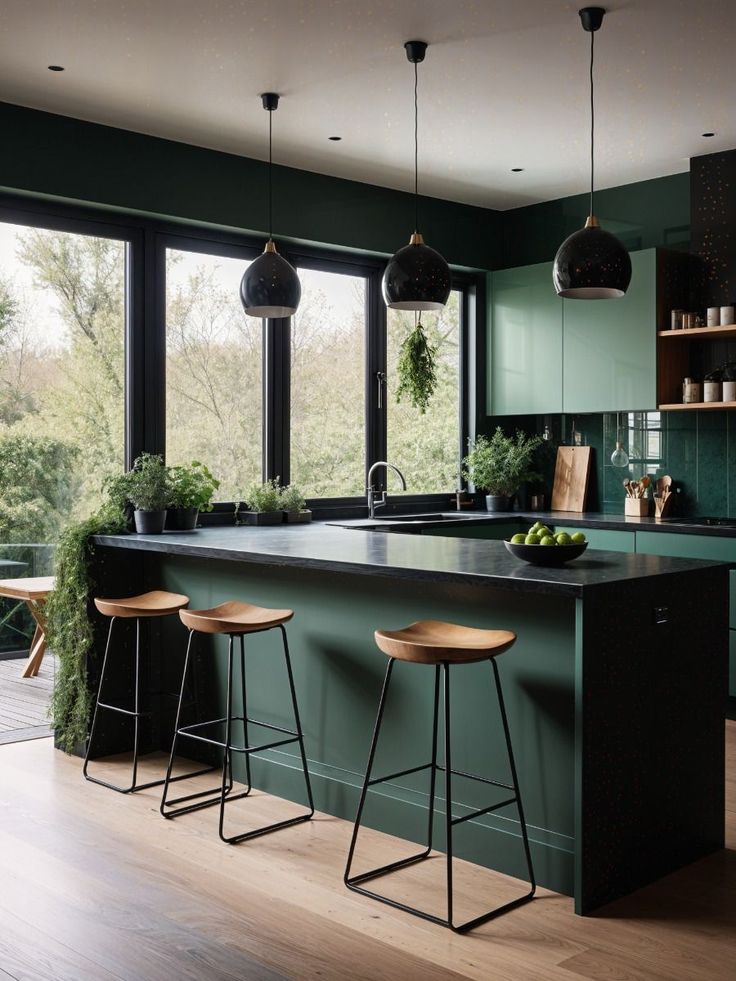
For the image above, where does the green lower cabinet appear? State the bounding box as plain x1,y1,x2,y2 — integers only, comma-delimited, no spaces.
420,521,522,540
558,527,635,553
731,632,736,698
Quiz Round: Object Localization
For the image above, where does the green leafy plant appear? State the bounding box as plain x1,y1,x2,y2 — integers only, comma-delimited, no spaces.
168,460,220,512
396,321,437,414
244,478,283,513
124,453,171,511
463,428,543,496
46,496,128,753
280,484,307,513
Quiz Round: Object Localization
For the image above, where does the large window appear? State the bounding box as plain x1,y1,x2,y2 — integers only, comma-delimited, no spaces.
165,246,261,502
386,291,462,494
0,220,126,537
290,266,366,497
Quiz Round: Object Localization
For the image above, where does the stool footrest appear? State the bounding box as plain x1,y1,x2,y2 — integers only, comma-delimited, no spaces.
367,761,433,786
96,700,151,719
176,716,300,755
451,796,518,827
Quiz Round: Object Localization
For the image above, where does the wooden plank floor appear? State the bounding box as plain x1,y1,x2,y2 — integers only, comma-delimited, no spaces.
0,656,54,743
0,724,734,981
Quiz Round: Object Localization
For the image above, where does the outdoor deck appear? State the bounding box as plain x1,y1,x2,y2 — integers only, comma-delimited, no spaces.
0,656,54,743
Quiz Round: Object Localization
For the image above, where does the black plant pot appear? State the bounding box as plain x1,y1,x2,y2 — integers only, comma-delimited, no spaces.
244,511,284,526
133,509,167,534
284,509,313,524
485,494,510,513
166,507,199,531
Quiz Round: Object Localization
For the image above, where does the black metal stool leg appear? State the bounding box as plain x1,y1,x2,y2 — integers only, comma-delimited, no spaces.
160,629,225,817
280,624,315,816
424,664,441,856
444,662,454,928
239,633,252,795
83,616,116,785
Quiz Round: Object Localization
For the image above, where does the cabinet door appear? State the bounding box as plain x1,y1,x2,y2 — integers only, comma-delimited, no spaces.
562,249,657,413
490,262,563,415
562,527,635,553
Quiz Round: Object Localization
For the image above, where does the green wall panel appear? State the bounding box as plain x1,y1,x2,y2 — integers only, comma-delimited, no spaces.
151,553,576,894
0,101,501,271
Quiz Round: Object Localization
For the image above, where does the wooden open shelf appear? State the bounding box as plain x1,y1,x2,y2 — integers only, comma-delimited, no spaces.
659,401,736,411
658,323,736,339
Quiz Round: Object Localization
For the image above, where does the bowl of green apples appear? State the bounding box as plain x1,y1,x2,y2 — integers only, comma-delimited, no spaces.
503,522,588,566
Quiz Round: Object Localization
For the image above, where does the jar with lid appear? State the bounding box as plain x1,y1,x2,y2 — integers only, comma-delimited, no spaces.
682,377,701,403
722,363,736,402
704,367,722,403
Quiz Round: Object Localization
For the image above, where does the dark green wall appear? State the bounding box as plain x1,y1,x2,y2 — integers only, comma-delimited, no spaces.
500,171,691,268
0,101,502,271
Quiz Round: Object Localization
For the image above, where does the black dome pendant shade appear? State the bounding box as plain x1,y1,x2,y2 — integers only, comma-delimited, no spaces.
553,8,631,299
240,93,301,318
382,41,451,312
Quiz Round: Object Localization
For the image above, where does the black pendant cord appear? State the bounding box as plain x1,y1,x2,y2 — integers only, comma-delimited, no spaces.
414,59,419,233
268,108,273,240
589,27,595,218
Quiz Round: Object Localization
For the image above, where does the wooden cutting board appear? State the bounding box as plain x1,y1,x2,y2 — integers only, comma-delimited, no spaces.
551,446,592,513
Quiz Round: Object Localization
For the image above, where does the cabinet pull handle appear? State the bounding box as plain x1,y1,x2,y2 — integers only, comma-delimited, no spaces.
376,370,386,410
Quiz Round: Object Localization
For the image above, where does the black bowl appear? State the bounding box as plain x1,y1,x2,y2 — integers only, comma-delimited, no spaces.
503,539,588,567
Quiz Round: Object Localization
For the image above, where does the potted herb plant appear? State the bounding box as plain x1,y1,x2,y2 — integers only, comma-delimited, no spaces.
280,484,312,523
168,460,220,531
241,478,284,526
463,428,542,512
125,453,171,533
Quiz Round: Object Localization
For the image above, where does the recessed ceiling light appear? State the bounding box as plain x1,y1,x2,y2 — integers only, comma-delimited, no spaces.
702,132,716,138
328,136,342,141
511,167,524,172
47,65,65,72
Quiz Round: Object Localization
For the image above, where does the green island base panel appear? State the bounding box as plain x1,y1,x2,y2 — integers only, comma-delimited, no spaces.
81,528,728,916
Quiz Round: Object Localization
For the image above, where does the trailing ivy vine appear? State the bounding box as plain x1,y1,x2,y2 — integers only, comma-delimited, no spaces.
395,320,437,414
47,498,127,753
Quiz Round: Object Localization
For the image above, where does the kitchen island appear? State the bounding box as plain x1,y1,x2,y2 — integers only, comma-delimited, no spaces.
89,524,729,914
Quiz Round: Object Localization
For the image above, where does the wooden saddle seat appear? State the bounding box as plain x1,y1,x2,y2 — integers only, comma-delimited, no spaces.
180,600,294,635
94,590,189,619
374,619,516,664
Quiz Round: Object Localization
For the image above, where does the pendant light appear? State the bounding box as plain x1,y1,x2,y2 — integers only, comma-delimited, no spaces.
552,8,632,299
610,412,630,467
240,93,301,318
382,41,451,311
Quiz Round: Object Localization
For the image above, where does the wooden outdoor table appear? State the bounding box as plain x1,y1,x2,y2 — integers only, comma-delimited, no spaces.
0,577,55,678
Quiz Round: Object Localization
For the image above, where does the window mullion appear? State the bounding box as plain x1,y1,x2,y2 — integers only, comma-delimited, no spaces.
366,268,387,481
262,317,291,485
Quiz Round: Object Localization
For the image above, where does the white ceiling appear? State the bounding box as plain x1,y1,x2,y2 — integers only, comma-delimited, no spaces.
1,0,734,210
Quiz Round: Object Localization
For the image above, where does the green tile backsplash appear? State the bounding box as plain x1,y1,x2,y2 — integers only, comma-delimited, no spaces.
491,411,733,517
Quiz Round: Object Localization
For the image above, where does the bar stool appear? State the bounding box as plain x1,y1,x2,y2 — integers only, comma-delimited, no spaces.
344,619,536,933
84,589,210,794
160,601,314,843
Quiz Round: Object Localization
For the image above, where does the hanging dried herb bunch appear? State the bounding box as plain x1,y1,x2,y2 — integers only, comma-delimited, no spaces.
396,318,437,414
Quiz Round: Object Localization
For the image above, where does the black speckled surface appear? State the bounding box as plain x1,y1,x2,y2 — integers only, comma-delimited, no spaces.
93,523,725,598
331,509,736,537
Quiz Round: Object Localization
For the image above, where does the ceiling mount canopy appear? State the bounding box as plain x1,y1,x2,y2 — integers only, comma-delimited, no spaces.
382,40,451,312
552,7,632,300
240,91,301,319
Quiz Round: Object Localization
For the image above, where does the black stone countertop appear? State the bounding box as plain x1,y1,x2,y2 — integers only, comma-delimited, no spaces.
330,510,736,537
93,523,726,599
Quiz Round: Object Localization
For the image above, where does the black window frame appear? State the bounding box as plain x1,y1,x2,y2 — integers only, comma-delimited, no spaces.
0,191,484,517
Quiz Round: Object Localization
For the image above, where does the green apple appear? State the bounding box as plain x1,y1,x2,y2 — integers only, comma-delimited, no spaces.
536,526,552,538
571,532,587,544
510,533,527,544
540,535,556,546
524,533,541,545
555,532,572,546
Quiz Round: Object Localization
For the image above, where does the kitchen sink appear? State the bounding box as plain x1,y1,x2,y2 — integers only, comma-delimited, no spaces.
378,512,479,522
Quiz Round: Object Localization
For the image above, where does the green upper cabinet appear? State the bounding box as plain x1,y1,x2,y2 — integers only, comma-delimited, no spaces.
490,261,563,415
562,249,657,413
